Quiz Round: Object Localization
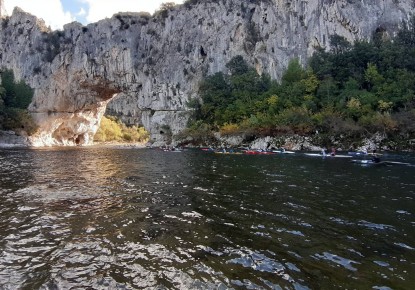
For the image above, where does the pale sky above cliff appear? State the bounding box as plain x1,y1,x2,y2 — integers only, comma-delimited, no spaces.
4,0,184,30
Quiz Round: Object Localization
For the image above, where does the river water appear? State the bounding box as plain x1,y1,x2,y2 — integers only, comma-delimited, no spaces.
0,147,414,289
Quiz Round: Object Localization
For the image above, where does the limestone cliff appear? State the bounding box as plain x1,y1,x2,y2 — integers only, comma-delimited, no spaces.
0,0,413,146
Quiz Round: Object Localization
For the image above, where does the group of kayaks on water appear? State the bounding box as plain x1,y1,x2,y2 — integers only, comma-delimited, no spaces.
158,146,185,152
202,147,296,155
202,146,357,157
197,146,412,166
156,145,411,166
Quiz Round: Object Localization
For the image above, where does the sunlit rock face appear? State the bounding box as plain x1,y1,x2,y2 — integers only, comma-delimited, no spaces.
0,1,413,146
29,102,109,146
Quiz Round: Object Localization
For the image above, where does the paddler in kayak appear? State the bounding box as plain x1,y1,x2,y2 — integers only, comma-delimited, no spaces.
371,149,381,163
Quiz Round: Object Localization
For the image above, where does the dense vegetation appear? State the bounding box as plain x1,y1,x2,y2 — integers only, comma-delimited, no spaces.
185,19,415,147
0,69,37,135
94,116,149,143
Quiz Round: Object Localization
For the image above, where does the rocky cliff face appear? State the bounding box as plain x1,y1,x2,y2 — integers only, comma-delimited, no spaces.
0,0,413,146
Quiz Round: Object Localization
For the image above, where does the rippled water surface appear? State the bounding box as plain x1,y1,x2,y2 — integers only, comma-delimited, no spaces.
0,147,414,289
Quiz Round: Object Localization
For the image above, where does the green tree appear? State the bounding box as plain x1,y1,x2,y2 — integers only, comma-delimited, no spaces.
1,70,16,107
309,47,333,79
329,34,352,54
0,69,36,134
364,63,384,90
1,70,33,109
282,58,305,84
199,72,230,124
13,81,34,109
226,55,249,76
316,77,338,107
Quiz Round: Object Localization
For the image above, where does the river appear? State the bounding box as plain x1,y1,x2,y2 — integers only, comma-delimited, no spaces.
0,147,414,289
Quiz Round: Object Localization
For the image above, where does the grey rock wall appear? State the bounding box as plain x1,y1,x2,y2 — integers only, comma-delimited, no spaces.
0,0,413,146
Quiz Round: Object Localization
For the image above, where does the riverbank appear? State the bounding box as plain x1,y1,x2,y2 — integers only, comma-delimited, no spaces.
2,129,413,152
176,131,415,152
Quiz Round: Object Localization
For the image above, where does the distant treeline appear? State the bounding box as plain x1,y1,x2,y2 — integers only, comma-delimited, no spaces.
0,70,37,135
184,17,415,146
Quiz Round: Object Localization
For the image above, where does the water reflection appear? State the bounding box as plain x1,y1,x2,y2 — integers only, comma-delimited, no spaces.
0,148,414,289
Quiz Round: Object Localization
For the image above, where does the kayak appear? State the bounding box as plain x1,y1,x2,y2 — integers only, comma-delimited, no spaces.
348,151,383,156
244,150,275,155
163,148,183,152
304,153,352,158
214,151,243,155
348,151,368,156
351,159,385,165
201,148,215,152
351,159,411,166
272,150,296,154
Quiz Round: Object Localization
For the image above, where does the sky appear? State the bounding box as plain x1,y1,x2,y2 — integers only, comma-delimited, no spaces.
4,0,184,30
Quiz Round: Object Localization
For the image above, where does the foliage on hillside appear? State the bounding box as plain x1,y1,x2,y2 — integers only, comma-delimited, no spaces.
94,116,149,143
0,69,37,135
186,18,415,146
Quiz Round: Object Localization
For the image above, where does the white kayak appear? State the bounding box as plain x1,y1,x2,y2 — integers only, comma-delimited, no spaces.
272,150,296,154
351,159,411,166
351,159,384,165
304,153,352,158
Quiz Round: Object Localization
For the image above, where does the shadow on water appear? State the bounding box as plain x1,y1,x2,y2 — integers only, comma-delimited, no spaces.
0,148,414,289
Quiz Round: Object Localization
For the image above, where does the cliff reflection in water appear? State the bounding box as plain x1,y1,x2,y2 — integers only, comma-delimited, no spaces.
0,147,414,289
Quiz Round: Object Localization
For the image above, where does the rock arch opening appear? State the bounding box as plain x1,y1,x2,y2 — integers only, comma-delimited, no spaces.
75,134,86,145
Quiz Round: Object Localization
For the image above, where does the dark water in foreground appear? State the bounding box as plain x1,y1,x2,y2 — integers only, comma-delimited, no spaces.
0,148,414,289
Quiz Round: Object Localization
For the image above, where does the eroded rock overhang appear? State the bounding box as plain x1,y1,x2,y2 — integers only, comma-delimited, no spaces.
29,76,122,147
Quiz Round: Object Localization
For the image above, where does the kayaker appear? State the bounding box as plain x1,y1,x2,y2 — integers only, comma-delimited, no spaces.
331,147,336,156
371,149,381,163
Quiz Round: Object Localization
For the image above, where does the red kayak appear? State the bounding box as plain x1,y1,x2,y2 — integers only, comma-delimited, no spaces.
244,150,275,155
